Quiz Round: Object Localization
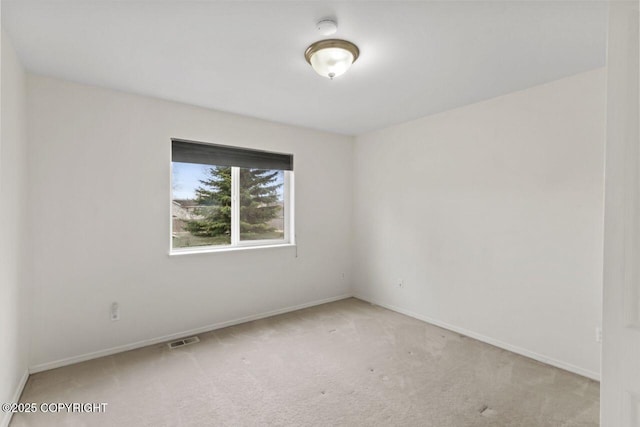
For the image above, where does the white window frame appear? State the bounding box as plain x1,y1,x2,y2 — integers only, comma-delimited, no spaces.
170,165,295,255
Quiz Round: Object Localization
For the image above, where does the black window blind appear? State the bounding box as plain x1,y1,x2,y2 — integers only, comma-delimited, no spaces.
172,138,293,171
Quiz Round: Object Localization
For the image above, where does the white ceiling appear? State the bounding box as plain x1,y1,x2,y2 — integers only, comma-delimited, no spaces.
2,1,607,135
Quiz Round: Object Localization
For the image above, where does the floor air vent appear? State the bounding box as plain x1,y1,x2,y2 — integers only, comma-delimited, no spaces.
167,336,200,349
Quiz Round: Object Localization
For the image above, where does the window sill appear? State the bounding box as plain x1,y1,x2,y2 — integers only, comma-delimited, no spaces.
169,243,296,256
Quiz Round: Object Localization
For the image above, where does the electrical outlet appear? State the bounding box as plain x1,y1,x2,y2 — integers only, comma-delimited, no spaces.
595,327,602,343
110,302,120,321
397,278,404,288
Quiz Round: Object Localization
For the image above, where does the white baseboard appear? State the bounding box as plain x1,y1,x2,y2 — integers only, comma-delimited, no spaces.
30,294,352,374
353,294,600,381
1,369,29,427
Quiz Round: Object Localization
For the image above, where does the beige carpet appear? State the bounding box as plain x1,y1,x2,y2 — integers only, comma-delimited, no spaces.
11,298,599,426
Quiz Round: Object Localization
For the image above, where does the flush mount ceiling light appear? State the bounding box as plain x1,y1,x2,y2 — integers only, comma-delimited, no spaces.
304,39,360,80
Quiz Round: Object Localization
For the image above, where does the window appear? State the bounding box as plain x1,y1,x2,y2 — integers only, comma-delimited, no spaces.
171,139,294,252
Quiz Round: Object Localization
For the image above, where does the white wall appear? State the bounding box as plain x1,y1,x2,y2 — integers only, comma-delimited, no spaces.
27,75,353,369
601,2,640,424
353,69,606,379
0,31,30,425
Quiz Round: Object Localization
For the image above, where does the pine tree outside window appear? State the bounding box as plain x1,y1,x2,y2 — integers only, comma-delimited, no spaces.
171,139,294,253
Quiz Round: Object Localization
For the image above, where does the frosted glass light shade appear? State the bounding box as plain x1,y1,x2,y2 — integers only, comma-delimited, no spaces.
305,39,360,80
310,47,353,79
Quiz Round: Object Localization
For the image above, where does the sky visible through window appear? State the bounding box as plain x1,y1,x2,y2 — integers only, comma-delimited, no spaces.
172,162,284,200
